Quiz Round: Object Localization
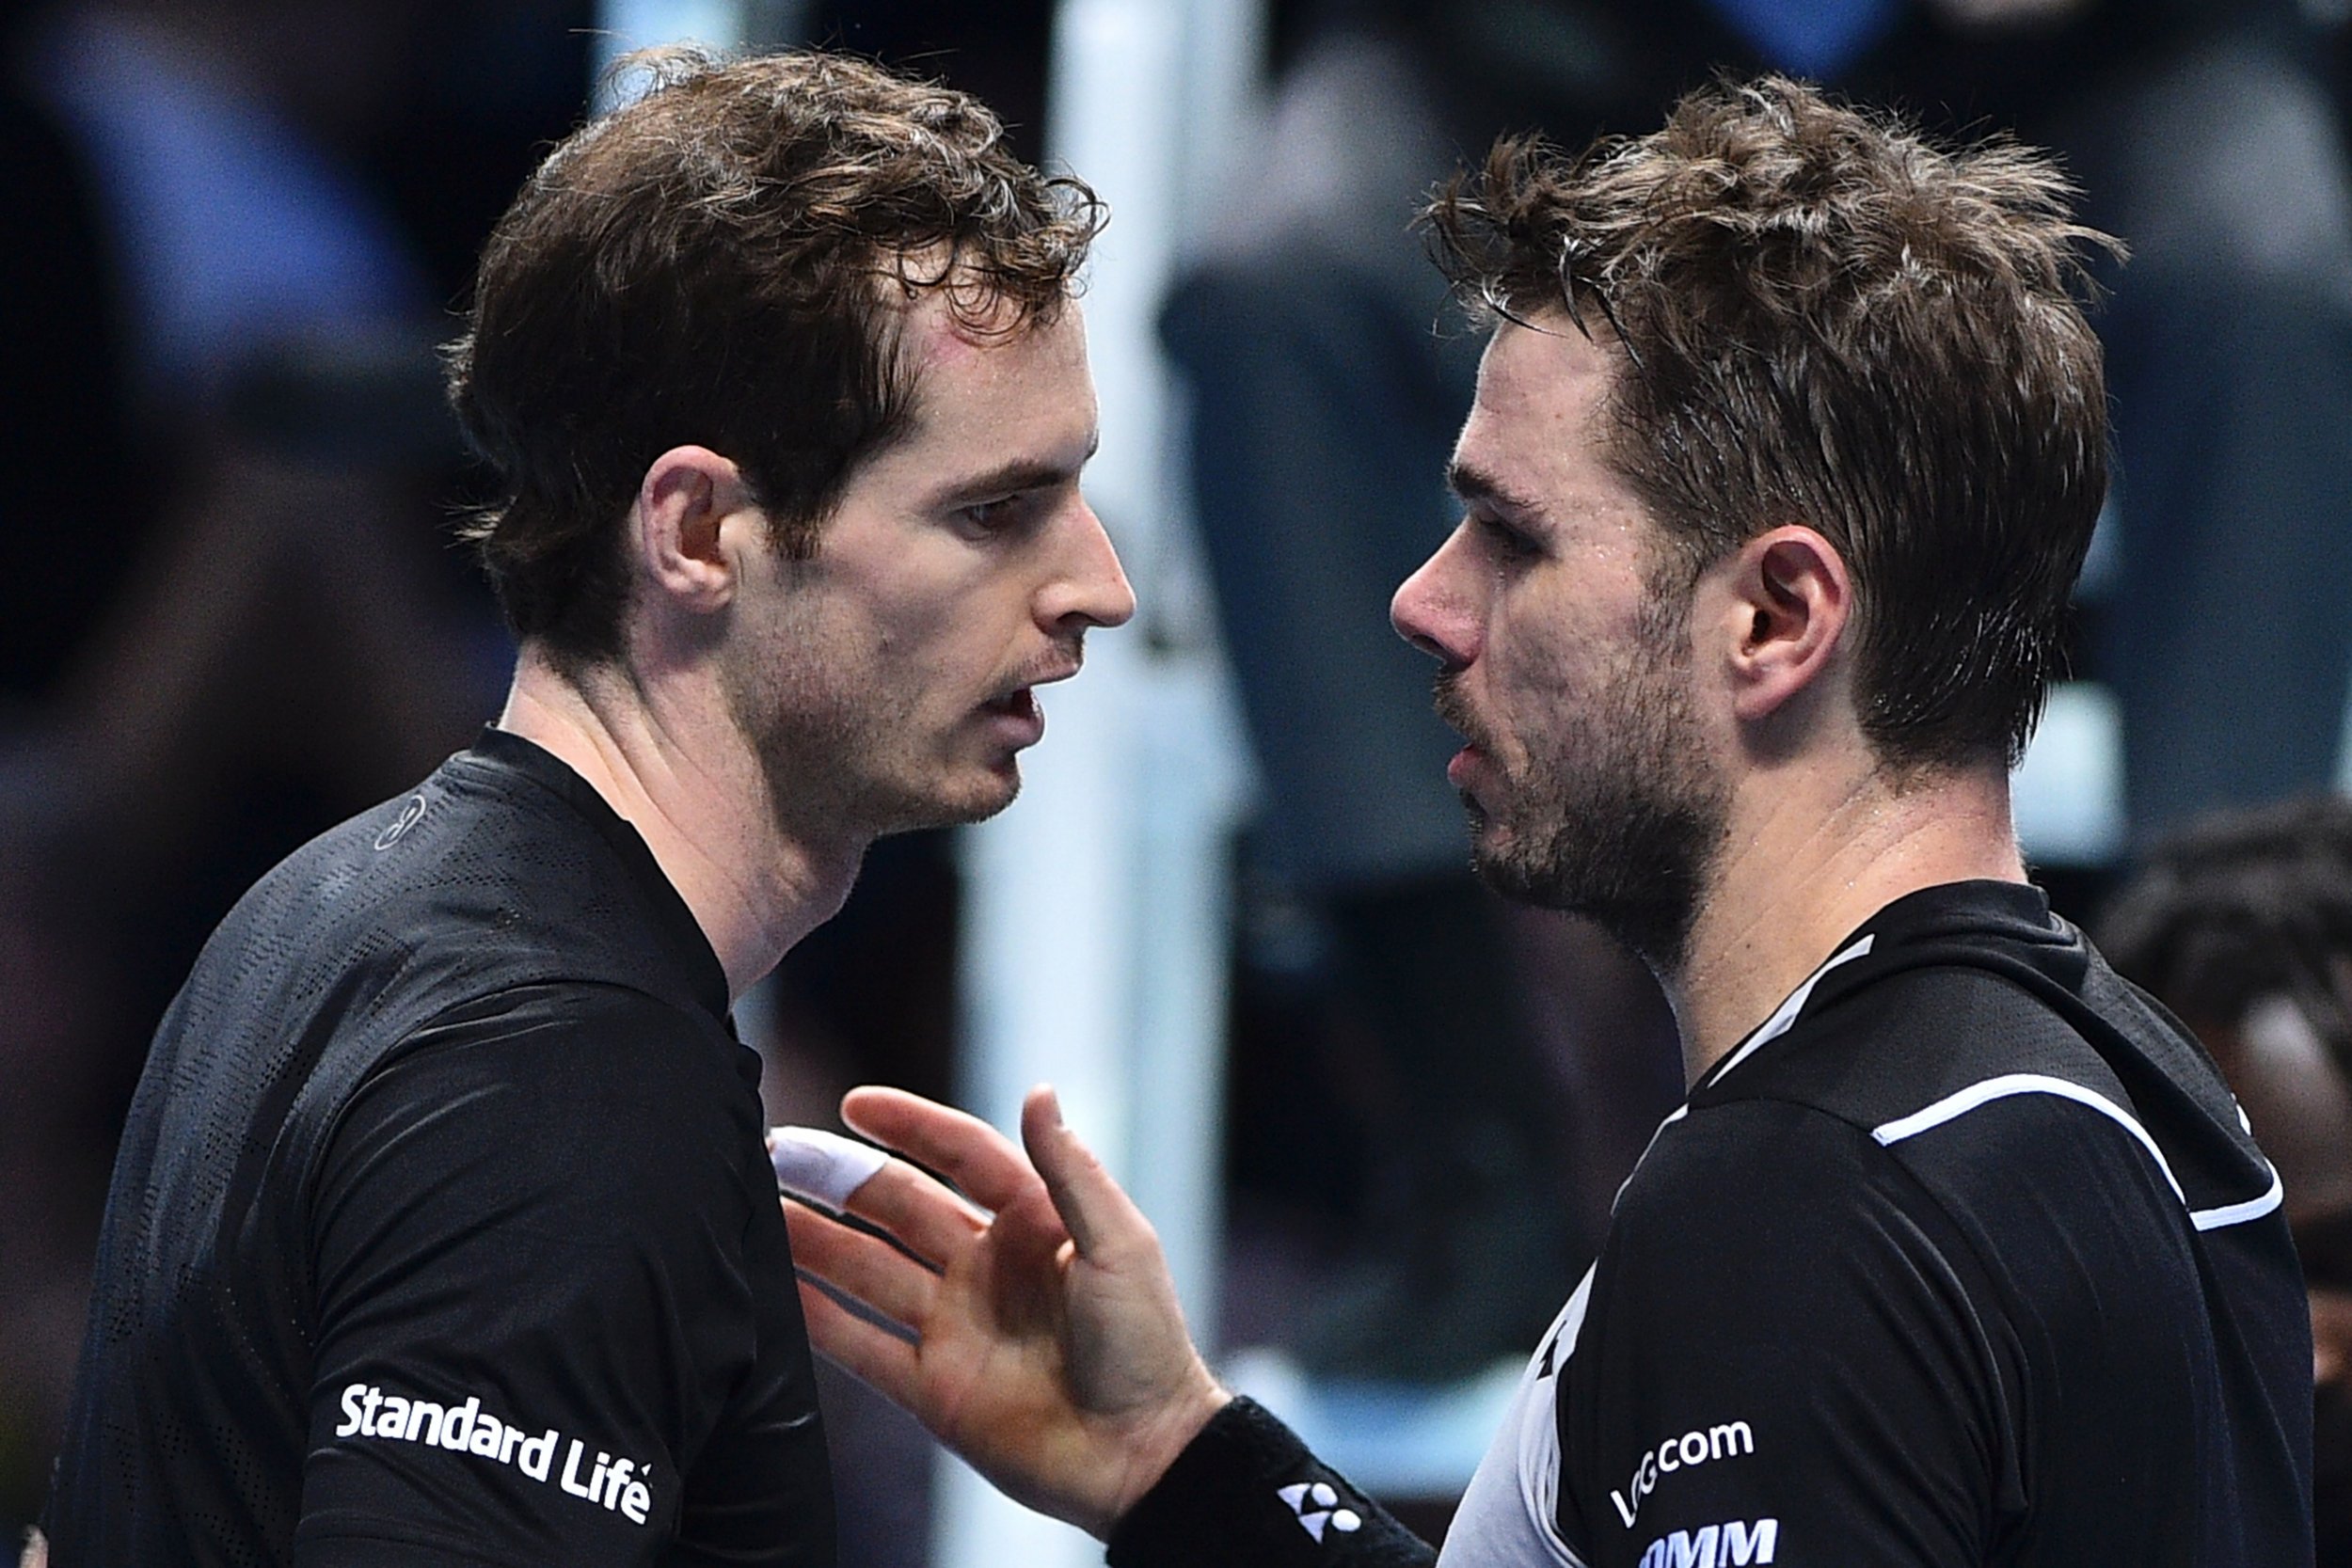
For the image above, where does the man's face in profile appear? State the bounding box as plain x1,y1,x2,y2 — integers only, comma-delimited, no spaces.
1391,315,1727,967
718,293,1135,846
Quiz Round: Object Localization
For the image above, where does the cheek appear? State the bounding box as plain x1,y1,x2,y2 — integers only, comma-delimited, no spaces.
867,595,1007,706
1486,610,1582,726
743,581,901,730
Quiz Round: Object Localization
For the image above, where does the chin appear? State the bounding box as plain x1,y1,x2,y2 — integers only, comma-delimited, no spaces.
1470,842,1552,909
883,766,1021,835
960,770,1023,823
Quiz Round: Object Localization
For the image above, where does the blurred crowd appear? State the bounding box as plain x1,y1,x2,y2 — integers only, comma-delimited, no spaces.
2,0,2349,1557
1188,0,2352,1403
0,0,585,1536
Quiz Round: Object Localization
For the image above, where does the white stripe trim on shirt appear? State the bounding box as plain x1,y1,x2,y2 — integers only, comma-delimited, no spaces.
1871,1071,2283,1231
1613,935,1874,1214
2188,1164,2285,1232
1613,1104,1689,1214
1708,933,1877,1086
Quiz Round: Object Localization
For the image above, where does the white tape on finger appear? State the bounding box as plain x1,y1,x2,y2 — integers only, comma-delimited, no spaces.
769,1126,888,1210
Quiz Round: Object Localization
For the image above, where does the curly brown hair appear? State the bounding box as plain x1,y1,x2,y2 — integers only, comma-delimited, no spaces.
1424,75,2122,771
446,47,1106,665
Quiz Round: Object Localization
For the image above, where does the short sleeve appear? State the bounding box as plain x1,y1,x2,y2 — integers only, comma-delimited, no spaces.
293,983,792,1565
1558,1101,2019,1568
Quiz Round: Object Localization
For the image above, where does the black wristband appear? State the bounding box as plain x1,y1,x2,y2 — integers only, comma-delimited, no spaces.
1104,1398,1435,1568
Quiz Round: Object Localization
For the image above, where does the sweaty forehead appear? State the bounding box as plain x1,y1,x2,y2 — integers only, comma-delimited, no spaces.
897,277,1070,358
1456,316,1623,498
855,292,1094,492
894,289,1085,405
1473,314,1615,423
901,293,987,371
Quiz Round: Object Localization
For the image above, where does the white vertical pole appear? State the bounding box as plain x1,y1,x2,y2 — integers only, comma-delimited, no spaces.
589,7,1265,1560
941,3,1262,1566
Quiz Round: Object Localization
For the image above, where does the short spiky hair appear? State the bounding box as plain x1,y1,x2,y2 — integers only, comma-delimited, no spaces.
1424,76,2122,770
447,48,1105,665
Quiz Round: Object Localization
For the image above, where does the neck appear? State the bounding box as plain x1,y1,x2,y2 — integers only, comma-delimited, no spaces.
1665,755,2026,1086
497,644,865,999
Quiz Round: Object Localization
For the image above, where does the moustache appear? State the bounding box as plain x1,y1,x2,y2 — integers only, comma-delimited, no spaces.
992,639,1089,704
1432,672,1488,749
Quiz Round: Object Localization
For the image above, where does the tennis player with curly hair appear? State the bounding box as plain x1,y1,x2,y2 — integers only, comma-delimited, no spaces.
37,48,1129,1567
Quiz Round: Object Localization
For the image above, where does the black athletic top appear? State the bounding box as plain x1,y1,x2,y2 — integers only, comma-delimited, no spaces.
1108,881,2312,1567
42,729,833,1567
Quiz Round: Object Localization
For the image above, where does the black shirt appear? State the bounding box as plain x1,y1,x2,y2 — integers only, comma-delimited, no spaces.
44,729,833,1566
1109,881,2312,1567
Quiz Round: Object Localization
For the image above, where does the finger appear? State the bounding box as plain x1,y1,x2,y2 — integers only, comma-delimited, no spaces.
842,1085,1049,1214
783,1198,940,1331
843,1086,1073,1275
844,1155,1004,1265
769,1126,887,1211
1020,1084,1153,1260
796,1275,924,1410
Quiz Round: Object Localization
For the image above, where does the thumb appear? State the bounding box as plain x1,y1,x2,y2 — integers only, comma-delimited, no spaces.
1019,1085,1151,1259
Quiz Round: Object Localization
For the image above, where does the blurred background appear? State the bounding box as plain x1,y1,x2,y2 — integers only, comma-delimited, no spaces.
2,0,2350,1561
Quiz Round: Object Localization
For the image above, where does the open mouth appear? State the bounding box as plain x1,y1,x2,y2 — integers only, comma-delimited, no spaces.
982,689,1039,722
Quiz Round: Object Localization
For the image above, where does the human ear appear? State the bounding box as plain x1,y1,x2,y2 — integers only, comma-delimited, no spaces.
631,445,758,613
1723,526,1851,724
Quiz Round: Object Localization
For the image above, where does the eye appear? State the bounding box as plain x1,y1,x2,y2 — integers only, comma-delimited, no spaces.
956,494,1030,535
1472,509,1539,562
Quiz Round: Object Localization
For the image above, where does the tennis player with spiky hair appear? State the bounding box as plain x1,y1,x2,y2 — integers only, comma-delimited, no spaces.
783,78,2312,1568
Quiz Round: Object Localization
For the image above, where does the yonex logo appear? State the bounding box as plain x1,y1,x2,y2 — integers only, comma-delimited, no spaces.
373,795,426,850
1276,1480,1362,1542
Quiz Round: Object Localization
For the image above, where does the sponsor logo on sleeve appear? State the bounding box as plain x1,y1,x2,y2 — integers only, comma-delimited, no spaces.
334,1382,654,1526
1275,1480,1362,1542
1610,1419,1755,1528
1636,1518,1778,1568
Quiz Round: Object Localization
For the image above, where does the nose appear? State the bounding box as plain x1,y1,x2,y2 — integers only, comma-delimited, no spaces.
1040,497,1136,631
1391,523,1478,668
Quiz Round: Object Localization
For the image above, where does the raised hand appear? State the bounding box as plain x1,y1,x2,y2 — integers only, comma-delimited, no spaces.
780,1084,1231,1538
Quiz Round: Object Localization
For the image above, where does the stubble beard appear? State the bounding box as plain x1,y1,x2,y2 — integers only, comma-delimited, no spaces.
1436,612,1728,976
721,646,1015,852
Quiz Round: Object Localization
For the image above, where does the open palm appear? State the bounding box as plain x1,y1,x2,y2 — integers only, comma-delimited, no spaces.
781,1085,1230,1538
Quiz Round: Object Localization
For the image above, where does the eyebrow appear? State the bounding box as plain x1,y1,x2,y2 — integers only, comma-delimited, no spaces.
1447,459,1545,519
925,432,1102,512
